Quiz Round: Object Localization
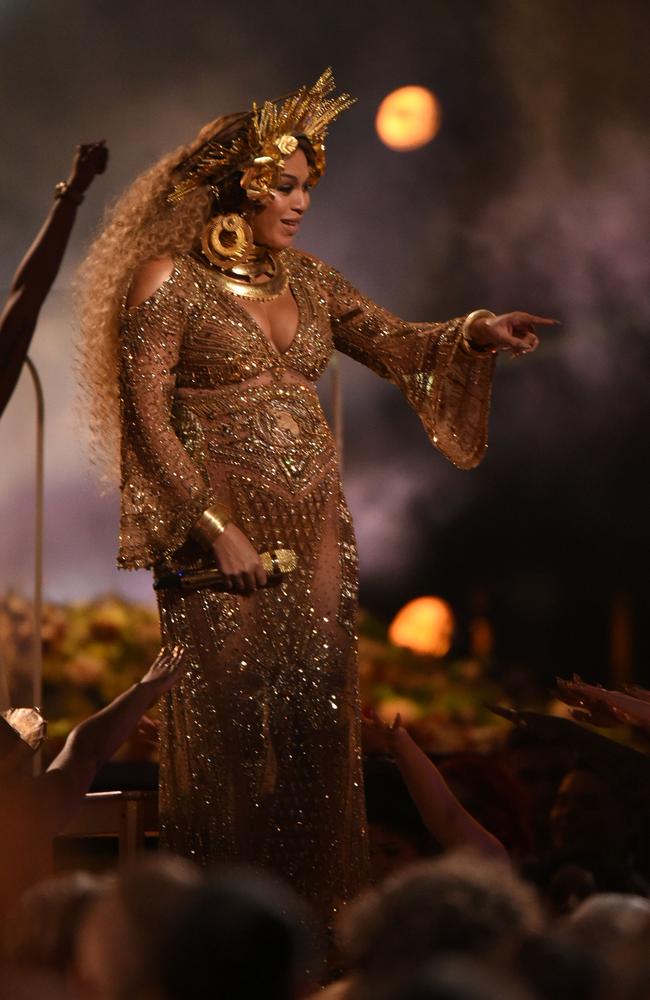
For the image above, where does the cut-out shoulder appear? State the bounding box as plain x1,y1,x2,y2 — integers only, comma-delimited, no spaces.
126,256,174,308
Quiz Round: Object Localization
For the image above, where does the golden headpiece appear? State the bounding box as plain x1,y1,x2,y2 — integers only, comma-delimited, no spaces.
169,68,355,205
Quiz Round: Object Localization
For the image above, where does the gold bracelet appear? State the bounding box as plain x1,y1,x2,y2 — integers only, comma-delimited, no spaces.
54,181,85,205
460,309,498,356
190,502,232,548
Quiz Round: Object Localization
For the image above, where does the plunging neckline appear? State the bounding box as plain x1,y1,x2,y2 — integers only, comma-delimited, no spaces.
186,253,307,360
222,278,305,360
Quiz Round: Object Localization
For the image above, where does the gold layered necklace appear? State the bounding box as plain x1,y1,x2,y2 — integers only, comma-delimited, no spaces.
197,212,288,301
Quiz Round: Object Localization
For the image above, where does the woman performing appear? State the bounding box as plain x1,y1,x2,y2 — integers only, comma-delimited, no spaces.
78,70,555,923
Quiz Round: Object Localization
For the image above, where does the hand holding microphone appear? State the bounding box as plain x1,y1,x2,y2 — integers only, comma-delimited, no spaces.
154,546,297,594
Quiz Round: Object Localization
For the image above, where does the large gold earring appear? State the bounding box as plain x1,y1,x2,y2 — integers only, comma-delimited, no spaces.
201,213,255,268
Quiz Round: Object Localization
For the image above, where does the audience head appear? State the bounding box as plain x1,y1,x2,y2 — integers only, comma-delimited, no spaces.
6,870,103,976
545,863,597,917
75,855,201,999
339,851,542,999
76,856,318,1000
549,765,634,859
515,932,610,1000
566,893,650,950
379,956,532,1000
545,894,650,999
532,855,648,921
155,867,320,1000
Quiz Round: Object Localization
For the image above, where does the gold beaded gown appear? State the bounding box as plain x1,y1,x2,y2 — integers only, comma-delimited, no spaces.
118,248,495,922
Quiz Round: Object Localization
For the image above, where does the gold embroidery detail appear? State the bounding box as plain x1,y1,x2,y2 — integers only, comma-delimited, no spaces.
118,246,494,924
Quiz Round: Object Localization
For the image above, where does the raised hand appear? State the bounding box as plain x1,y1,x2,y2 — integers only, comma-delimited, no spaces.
66,140,109,195
468,311,559,357
140,644,187,696
361,708,403,754
556,676,650,730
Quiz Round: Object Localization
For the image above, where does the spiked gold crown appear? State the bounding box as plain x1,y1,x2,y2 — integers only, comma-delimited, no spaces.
169,68,355,205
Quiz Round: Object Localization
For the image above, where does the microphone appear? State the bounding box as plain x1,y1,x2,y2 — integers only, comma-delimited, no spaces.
154,548,297,592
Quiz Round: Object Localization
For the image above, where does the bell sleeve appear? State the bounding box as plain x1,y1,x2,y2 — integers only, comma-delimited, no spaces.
117,273,219,569
318,260,496,470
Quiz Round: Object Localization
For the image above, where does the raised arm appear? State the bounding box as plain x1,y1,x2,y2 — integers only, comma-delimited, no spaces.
557,676,650,731
35,645,185,834
366,712,508,860
0,141,108,418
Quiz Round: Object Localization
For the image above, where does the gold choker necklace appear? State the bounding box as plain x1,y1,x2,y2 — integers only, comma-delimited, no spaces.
196,251,288,301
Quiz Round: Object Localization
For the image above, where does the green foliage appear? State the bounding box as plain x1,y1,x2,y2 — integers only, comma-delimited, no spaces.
0,592,160,736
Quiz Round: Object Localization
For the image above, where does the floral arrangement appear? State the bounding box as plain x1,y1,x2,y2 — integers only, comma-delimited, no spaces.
0,593,549,759
0,593,160,745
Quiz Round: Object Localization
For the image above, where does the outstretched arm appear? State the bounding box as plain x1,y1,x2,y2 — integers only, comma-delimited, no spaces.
366,711,508,860
0,141,108,418
34,644,185,834
305,253,558,470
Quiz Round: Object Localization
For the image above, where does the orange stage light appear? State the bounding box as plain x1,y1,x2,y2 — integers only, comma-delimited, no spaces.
375,86,441,152
388,595,454,656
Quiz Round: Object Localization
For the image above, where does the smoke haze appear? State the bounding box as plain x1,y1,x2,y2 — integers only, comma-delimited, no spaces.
1,0,648,674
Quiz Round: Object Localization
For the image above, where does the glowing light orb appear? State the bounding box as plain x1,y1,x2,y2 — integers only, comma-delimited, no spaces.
375,86,441,152
389,596,455,656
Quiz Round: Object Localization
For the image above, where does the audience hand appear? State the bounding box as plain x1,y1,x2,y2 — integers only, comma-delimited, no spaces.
140,645,186,698
362,708,404,754
136,715,161,750
557,675,650,730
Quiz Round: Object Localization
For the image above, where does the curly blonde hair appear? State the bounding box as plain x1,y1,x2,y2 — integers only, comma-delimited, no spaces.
76,112,248,476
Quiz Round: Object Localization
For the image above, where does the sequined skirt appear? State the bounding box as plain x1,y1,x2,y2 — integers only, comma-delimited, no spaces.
155,380,369,923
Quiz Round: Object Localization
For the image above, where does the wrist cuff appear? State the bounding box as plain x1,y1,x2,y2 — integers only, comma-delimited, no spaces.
461,309,498,356
191,502,232,548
